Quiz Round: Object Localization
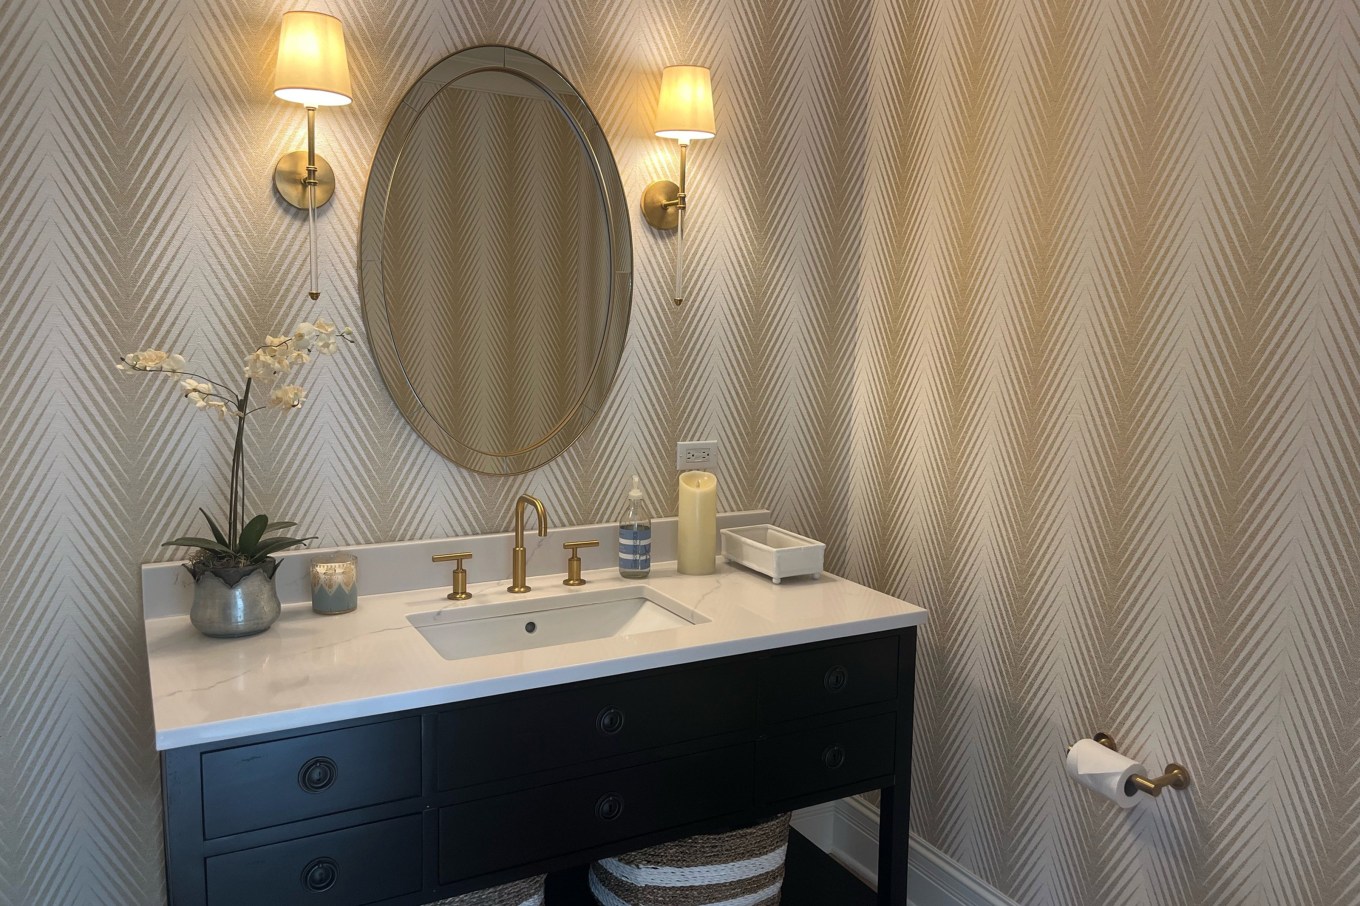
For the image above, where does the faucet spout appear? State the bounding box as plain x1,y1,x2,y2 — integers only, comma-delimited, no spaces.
509,494,548,593
514,494,548,546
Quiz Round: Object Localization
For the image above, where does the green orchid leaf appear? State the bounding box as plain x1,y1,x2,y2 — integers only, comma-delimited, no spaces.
199,509,228,548
252,536,319,559
162,537,236,557
237,514,270,557
264,521,298,535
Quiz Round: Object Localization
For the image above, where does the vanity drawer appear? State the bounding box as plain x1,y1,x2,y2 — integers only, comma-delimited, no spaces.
200,717,421,839
757,713,896,804
435,660,755,789
204,814,422,906
758,636,899,722
438,744,753,883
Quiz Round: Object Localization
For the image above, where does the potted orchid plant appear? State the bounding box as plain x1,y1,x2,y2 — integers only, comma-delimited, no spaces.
119,319,355,637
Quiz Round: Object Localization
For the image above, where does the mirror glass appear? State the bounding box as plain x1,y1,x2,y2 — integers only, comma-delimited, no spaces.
361,47,631,474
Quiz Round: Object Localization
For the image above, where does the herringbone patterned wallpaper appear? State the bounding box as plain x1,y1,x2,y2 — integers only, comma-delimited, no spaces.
848,0,1360,903
0,0,1356,904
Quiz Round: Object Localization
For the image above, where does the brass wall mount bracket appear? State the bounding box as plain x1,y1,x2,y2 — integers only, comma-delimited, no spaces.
640,179,681,230
1093,732,1192,798
641,140,689,231
274,149,336,209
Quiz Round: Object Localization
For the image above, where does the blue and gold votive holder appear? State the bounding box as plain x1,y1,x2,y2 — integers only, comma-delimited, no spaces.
311,552,358,615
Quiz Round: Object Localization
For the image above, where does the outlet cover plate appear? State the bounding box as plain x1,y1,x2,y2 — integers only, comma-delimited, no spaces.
676,440,719,470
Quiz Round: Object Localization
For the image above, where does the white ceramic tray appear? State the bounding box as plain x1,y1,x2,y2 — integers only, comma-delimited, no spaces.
720,524,825,584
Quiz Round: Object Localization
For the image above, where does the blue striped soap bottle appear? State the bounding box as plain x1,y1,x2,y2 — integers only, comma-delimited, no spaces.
618,475,652,579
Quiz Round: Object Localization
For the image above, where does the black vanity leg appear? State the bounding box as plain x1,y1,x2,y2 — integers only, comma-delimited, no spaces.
877,784,910,905
877,628,917,906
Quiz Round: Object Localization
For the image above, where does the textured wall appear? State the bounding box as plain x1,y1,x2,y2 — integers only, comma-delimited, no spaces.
1,0,1358,905
848,0,1360,904
0,0,866,902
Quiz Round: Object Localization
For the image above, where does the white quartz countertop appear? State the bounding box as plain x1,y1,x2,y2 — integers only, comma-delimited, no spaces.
145,560,926,751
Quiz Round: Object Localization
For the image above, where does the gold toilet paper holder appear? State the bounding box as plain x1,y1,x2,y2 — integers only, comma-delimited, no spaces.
1092,732,1191,798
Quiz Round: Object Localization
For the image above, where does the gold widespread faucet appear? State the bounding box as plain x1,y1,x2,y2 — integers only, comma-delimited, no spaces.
508,494,548,593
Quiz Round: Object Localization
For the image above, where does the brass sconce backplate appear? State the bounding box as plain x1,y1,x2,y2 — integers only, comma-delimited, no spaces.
274,150,336,209
641,179,680,230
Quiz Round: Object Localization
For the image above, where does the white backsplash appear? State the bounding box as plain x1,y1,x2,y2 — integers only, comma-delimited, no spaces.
141,510,772,619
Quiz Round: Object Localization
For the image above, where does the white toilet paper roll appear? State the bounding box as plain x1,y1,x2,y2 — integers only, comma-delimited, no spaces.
1065,738,1145,808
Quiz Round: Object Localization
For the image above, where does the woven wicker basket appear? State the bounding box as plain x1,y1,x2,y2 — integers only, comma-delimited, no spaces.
427,874,545,906
588,814,791,906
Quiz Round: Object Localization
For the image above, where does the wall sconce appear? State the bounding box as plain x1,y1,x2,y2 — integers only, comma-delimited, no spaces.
272,11,352,300
640,65,715,305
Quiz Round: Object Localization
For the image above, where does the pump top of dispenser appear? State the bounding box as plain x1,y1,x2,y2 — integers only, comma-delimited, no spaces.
628,475,644,500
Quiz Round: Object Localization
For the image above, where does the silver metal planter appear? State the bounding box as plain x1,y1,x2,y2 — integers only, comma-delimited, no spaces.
189,559,281,638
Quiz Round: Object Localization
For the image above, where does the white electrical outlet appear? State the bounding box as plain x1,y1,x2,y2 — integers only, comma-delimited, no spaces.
676,440,719,470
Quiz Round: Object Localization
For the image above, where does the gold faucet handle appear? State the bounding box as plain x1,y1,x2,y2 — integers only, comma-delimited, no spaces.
432,552,473,600
562,539,599,587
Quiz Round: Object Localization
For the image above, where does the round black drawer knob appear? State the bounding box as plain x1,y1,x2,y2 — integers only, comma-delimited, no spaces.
823,744,847,770
298,756,338,793
596,707,626,735
824,665,850,693
301,857,338,892
595,793,626,821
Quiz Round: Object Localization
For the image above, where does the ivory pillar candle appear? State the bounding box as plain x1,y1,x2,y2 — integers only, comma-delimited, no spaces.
677,470,718,575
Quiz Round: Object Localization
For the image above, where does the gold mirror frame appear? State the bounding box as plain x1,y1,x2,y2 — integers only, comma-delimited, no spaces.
360,45,632,475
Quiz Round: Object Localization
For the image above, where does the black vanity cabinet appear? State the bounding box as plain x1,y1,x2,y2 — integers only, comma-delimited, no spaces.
163,627,917,906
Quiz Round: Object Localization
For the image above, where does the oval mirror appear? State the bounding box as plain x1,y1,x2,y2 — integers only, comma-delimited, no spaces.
361,46,631,475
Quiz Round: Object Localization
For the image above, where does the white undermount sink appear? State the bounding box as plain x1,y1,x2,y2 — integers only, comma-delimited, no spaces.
407,585,710,661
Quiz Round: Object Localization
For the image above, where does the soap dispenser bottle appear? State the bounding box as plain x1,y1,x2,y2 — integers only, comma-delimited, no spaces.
618,475,652,579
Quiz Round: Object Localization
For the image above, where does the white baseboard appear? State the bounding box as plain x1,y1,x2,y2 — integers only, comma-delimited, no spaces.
791,799,1018,906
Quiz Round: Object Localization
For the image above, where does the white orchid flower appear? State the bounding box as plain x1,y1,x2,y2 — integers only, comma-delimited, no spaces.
292,322,319,352
267,384,307,410
243,349,275,379
122,348,187,372
133,350,168,369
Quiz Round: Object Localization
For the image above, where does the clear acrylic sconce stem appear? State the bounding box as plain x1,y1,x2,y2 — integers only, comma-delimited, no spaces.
308,181,318,299
674,205,684,305
306,105,320,300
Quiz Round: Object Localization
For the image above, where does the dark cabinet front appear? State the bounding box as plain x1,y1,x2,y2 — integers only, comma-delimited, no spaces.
205,816,423,906
757,713,897,803
434,659,757,790
758,636,900,722
200,717,422,839
439,745,754,884
163,627,916,906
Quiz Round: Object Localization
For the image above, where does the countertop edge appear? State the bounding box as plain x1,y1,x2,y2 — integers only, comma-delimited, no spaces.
153,610,925,751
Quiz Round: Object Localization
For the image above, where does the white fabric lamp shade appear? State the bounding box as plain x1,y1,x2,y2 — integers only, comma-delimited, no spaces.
273,11,352,107
655,65,714,141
